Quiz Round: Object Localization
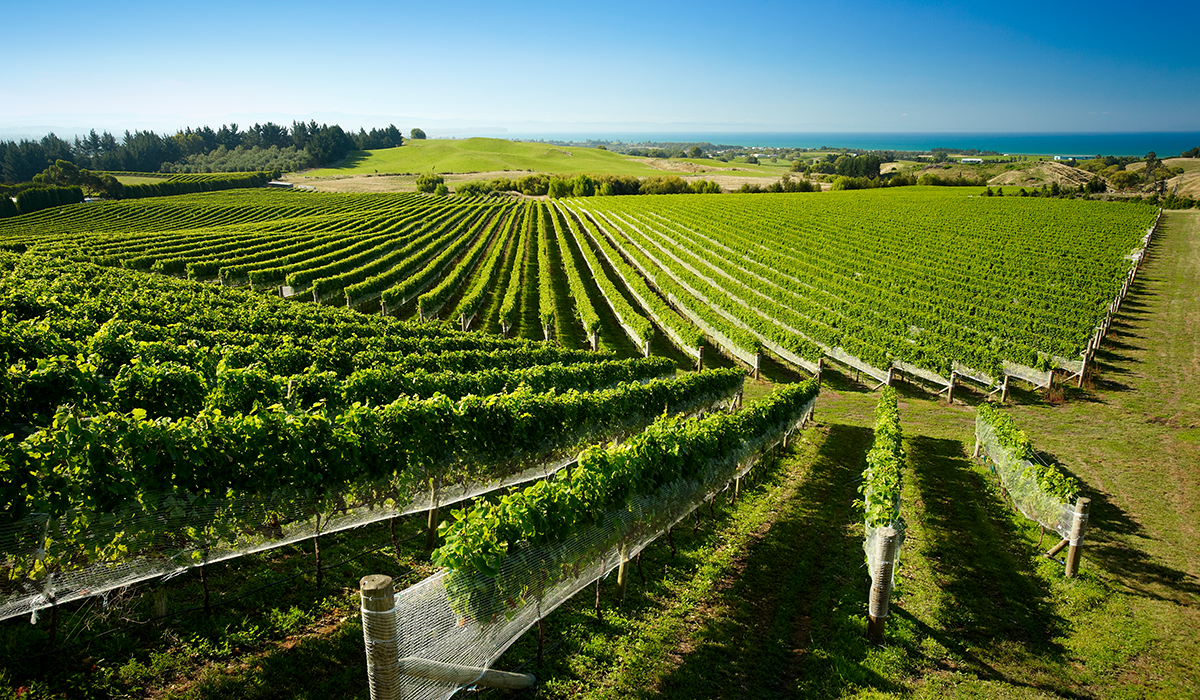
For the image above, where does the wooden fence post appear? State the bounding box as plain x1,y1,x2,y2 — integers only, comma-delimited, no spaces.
360,575,401,700
867,527,899,642
1000,374,1010,404
947,372,957,405
1064,498,1091,578
696,345,704,372
425,506,439,552
616,546,629,605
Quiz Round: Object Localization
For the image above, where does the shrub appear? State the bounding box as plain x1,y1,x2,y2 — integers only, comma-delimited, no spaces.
415,173,444,193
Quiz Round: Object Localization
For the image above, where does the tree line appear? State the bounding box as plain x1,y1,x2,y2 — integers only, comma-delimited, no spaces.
1,122,407,184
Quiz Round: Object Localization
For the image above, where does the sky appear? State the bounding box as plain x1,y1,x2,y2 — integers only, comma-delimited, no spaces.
2,0,1198,137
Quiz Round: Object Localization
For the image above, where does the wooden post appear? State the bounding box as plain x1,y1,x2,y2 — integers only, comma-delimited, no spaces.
314,512,323,588
867,527,899,642
199,552,212,618
972,436,981,459
643,339,651,358
816,357,824,387
360,574,401,700
947,372,957,405
1077,353,1089,389
1000,374,1010,404
616,546,629,605
590,329,600,352
696,345,704,372
753,352,761,380
425,506,439,552
389,515,400,559
1064,497,1091,578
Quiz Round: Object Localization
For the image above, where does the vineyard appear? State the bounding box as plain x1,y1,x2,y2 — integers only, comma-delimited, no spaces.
0,187,1157,384
0,185,1186,700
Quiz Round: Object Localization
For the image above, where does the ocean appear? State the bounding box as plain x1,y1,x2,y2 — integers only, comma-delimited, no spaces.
465,131,1200,158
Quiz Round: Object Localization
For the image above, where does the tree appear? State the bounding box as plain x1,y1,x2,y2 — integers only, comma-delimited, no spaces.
745,155,759,165
1109,170,1140,190
415,173,444,193
687,146,704,159
1144,151,1161,183
411,128,427,140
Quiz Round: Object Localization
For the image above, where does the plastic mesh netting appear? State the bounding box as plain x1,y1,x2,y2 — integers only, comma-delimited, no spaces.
1,390,741,622
368,397,815,699
975,414,1077,541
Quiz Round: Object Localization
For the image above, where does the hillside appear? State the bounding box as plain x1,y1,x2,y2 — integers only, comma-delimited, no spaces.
302,138,668,178
987,160,1095,188
285,138,784,192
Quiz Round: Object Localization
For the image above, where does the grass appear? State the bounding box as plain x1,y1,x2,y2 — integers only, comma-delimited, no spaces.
300,138,667,178
114,175,171,185
294,138,784,181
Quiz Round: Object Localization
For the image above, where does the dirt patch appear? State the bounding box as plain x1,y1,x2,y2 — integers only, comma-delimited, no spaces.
987,161,1093,188
282,170,541,193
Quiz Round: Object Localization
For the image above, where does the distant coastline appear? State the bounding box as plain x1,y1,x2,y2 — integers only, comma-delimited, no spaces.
464,131,1200,157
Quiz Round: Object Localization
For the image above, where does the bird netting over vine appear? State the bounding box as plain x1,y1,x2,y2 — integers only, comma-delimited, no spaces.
0,377,743,622
861,387,905,589
363,383,817,700
974,405,1082,541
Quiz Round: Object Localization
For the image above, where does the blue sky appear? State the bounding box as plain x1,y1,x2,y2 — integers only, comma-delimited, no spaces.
2,0,1197,135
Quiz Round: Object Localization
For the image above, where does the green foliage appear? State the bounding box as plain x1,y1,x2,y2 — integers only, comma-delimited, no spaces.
14,185,84,215
120,172,268,199
977,402,1080,501
915,172,987,187
410,128,427,140
859,387,904,529
433,379,818,620
415,173,444,193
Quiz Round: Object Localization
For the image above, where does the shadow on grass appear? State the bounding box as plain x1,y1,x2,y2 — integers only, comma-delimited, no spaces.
906,436,1066,655
643,423,895,700
1061,473,1200,607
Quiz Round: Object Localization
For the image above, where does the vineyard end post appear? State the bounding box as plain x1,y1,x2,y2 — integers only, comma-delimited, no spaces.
1064,497,1091,578
360,575,401,700
867,526,899,642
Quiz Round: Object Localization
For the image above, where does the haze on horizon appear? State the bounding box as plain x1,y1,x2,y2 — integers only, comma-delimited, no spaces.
3,0,1197,137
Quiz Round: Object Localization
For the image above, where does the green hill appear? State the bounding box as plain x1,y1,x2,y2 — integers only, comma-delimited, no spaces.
301,137,782,178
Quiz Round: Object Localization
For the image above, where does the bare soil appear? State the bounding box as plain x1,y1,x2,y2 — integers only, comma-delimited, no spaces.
987,161,1094,188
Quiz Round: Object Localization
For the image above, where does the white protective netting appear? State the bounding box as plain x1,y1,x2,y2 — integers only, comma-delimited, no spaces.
1,388,742,622
367,397,815,700
974,414,1082,542
864,521,905,592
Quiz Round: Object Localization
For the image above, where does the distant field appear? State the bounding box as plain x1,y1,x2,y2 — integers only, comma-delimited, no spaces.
299,138,665,178
113,174,169,185
296,138,785,180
